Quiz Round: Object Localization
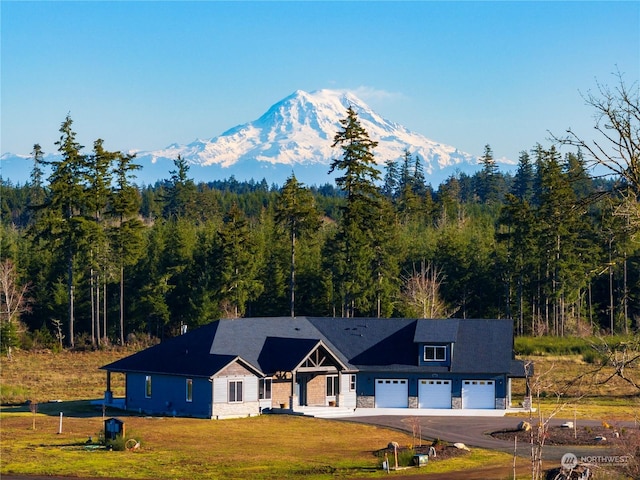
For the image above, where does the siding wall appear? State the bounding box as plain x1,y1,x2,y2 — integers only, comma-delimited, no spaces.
211,360,260,418
125,373,212,418
339,373,357,409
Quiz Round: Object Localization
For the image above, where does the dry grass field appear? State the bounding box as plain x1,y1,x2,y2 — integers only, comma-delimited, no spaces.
509,355,640,422
1,349,128,404
0,348,519,479
1,347,638,479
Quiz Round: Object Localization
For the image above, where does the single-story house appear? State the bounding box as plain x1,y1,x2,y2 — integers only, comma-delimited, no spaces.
101,317,530,419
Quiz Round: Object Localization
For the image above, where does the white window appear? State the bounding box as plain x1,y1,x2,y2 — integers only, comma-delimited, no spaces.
145,375,152,398
229,380,243,403
326,375,339,397
259,378,272,400
424,345,447,361
349,374,356,391
186,378,193,402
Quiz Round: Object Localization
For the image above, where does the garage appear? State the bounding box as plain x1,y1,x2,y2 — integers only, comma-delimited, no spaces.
461,380,495,409
418,379,452,408
375,379,408,408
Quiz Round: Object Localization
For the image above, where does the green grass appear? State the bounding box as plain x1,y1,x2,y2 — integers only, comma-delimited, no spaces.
514,334,637,358
0,405,519,479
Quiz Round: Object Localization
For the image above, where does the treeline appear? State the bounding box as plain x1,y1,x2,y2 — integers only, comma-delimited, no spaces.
1,107,638,351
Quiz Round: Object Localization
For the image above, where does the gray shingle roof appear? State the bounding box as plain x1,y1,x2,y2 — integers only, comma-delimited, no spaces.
102,317,524,377
101,321,240,377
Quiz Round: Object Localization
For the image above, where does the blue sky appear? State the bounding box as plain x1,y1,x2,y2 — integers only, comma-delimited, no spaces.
2,1,639,166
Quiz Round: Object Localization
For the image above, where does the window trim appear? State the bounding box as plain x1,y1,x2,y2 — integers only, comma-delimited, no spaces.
145,375,152,398
228,380,243,403
349,374,356,391
424,345,447,362
326,374,339,397
186,378,193,403
259,378,272,400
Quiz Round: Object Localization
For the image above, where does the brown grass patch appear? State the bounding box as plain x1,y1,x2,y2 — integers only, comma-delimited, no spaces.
1,349,130,404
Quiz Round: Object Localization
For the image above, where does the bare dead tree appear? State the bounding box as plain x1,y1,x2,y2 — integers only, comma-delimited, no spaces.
527,361,587,480
0,259,31,358
401,261,455,318
552,70,640,232
587,336,640,392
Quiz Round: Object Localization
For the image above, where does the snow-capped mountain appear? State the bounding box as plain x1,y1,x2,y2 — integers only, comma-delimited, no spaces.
1,89,484,186
136,89,478,185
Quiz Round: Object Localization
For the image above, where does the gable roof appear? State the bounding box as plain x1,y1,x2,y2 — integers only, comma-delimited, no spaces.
101,322,260,377
102,317,522,377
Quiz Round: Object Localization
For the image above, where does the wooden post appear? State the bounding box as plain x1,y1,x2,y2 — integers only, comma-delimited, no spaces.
394,443,398,470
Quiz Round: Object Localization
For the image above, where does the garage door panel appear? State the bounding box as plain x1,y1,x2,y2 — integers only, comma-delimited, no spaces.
375,379,408,408
418,379,451,409
462,380,495,409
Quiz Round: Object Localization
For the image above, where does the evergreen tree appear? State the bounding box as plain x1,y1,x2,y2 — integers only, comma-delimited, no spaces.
162,156,197,219
110,152,145,344
214,203,263,318
511,151,534,202
477,144,500,203
329,106,384,316
535,146,595,335
497,193,538,334
396,150,421,223
47,115,90,347
86,139,115,346
412,154,427,197
381,159,399,199
274,174,320,317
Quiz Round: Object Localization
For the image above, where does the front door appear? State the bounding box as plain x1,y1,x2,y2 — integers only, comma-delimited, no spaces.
298,376,308,406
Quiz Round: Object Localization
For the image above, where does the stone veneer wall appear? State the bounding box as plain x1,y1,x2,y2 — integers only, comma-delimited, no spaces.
272,379,291,408
451,397,462,409
212,401,260,419
306,375,326,406
357,395,375,408
495,397,507,409
408,396,418,408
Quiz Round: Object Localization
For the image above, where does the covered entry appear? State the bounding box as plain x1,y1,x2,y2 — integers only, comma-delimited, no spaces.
418,379,451,408
374,379,408,408
293,341,348,407
461,380,495,409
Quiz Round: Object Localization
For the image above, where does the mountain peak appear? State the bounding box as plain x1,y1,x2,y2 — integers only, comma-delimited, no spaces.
1,89,482,186
145,88,477,182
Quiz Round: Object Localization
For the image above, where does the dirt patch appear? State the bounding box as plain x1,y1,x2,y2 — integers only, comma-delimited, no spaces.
491,423,629,446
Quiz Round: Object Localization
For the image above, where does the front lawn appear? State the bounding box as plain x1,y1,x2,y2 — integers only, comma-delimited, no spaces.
0,404,515,479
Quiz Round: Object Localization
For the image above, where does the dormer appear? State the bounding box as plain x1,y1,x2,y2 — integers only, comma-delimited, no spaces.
413,319,460,368
419,343,452,367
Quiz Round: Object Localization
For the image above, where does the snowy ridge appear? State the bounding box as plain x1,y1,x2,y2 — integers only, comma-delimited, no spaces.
141,89,477,175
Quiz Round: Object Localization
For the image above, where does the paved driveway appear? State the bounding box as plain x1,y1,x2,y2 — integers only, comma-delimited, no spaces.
341,415,632,462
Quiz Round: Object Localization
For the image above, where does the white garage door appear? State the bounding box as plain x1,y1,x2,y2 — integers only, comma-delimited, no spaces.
375,379,408,408
462,380,495,409
418,379,452,409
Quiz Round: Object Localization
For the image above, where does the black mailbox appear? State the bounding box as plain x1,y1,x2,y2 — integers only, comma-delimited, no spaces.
104,417,125,441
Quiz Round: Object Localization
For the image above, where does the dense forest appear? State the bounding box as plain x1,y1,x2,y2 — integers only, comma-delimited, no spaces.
1,79,639,351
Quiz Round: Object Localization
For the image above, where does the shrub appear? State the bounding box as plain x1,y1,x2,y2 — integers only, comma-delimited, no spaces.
581,349,603,364
397,448,416,467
